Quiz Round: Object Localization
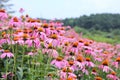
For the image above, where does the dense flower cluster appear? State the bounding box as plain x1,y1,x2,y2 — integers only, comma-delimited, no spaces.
0,9,120,80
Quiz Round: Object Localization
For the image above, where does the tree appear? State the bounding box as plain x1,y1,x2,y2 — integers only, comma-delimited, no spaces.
0,0,14,13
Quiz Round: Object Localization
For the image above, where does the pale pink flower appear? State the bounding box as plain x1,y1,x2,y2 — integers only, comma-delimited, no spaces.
91,71,98,76
25,21,41,28
47,49,59,58
85,58,95,67
0,50,14,59
112,62,118,69
74,61,84,70
25,37,40,48
19,8,24,13
107,72,119,80
0,9,8,20
99,65,113,73
94,57,102,62
27,51,37,56
51,57,68,69
9,17,22,27
0,37,10,45
82,67,89,75
2,72,14,79
39,32,47,41
60,67,77,80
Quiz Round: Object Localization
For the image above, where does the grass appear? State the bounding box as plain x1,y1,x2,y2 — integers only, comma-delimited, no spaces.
74,26,120,44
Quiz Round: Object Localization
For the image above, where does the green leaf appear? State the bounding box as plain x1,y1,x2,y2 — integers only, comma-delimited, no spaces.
16,67,23,80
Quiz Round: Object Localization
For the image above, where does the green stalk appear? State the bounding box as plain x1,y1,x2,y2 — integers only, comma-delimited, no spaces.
5,58,8,80
13,43,18,80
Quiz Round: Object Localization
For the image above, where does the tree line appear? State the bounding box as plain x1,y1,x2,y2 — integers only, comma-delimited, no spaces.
62,13,120,32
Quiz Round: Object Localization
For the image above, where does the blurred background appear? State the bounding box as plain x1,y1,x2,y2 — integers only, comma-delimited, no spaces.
1,0,120,44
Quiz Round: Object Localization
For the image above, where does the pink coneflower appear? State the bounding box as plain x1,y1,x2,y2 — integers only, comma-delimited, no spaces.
0,9,8,20
74,56,85,70
95,76,103,80
60,67,77,80
38,32,47,41
91,68,98,76
0,32,10,45
107,71,119,80
25,18,41,27
112,57,120,69
82,67,89,75
9,17,22,28
94,56,102,62
46,49,59,58
0,50,14,59
13,36,24,45
84,57,95,67
21,33,29,41
99,59,113,73
27,50,37,56
25,36,40,48
19,8,24,13
70,41,79,55
51,56,68,69
2,72,14,79
49,33,60,47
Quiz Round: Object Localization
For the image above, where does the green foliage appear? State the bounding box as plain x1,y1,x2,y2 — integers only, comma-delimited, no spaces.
74,26,120,44
0,44,58,80
62,13,120,32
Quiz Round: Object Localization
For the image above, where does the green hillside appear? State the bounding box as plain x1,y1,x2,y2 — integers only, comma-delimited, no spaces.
61,13,120,44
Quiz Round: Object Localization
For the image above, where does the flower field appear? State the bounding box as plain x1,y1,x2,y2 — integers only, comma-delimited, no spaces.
0,9,120,80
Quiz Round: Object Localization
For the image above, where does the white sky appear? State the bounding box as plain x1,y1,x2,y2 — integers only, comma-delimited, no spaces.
9,0,120,19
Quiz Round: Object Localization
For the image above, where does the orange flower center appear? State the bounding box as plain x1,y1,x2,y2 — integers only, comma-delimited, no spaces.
4,50,10,53
103,51,109,54
67,77,76,80
111,71,116,75
77,56,83,62
84,42,90,46
13,36,20,41
36,19,40,23
51,34,58,39
0,9,5,13
86,58,91,62
2,32,6,36
116,57,120,62
79,39,84,43
23,28,28,33
22,34,29,39
92,68,97,72
102,59,109,66
48,43,53,49
50,27,55,30
38,27,44,32
68,60,74,66
42,23,48,28
95,76,102,80
72,42,78,47
62,67,72,73
64,42,69,46
56,56,63,61
13,17,19,22
27,18,36,23
47,74,53,77
16,29,22,32
30,36,35,40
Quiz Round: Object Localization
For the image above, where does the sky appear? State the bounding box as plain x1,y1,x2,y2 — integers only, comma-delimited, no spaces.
9,0,120,19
